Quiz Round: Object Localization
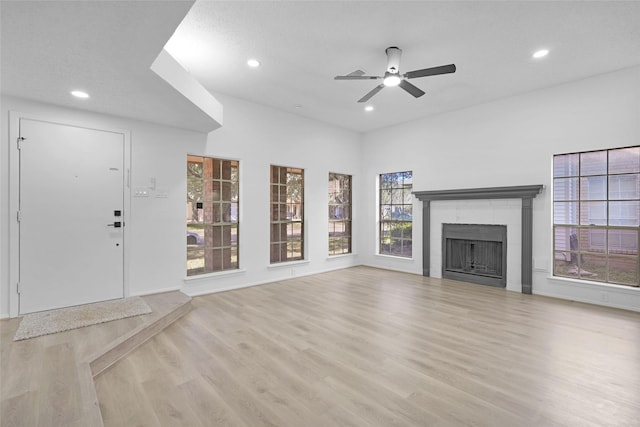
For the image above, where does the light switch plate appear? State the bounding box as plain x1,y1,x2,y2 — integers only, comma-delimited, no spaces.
134,187,150,197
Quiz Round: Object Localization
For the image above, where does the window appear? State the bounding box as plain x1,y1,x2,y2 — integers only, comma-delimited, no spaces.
187,156,239,276
329,173,352,255
270,165,304,263
379,171,413,257
553,146,639,287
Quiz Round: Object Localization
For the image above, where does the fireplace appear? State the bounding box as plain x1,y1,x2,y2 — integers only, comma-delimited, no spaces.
442,224,507,287
413,185,543,294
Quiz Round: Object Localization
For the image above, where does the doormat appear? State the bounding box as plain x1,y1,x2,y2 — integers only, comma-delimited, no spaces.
14,297,152,341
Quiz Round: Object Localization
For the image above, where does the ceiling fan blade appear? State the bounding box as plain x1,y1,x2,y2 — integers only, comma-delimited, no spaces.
399,80,425,98
335,75,381,80
404,64,456,79
358,84,384,103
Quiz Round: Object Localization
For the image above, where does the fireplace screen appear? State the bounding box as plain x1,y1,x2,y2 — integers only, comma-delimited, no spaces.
442,224,507,287
445,239,503,277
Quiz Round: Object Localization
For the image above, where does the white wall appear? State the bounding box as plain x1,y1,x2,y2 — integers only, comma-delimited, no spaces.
3,66,639,316
182,94,362,296
0,94,362,316
361,66,640,312
0,95,207,317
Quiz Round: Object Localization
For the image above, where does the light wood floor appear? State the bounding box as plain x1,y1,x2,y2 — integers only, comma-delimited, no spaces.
94,267,640,427
0,291,191,427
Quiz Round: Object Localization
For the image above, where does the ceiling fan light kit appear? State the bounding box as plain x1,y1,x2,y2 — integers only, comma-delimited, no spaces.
335,46,456,103
383,73,401,87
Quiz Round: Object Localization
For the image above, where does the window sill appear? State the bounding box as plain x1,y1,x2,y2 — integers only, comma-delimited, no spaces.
184,268,247,282
375,254,414,262
548,275,639,291
267,259,310,270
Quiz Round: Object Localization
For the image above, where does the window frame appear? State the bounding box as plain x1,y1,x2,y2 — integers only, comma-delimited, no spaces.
270,165,305,264
186,155,239,276
328,172,352,256
553,146,639,287
378,170,413,258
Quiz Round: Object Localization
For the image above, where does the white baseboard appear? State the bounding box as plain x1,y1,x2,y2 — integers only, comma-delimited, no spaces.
361,262,421,276
183,264,363,298
533,289,640,313
130,286,182,297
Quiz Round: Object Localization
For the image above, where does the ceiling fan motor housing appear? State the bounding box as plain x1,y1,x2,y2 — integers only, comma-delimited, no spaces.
385,46,402,74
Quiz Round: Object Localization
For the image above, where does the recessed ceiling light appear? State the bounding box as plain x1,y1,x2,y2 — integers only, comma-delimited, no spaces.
532,49,549,59
70,90,89,99
247,59,260,68
364,105,374,112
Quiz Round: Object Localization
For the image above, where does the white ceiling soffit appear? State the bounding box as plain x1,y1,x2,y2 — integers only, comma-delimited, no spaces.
151,49,223,129
166,0,640,133
0,0,220,133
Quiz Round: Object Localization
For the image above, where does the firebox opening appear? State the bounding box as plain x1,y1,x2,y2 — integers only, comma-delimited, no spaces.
442,224,507,288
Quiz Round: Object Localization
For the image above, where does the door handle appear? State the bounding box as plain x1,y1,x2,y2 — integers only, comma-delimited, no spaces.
107,222,122,228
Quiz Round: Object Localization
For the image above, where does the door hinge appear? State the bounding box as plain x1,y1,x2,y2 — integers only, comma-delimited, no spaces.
17,136,25,150
17,282,21,294
16,211,21,222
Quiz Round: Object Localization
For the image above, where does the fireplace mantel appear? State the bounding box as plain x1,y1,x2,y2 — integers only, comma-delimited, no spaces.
413,185,543,294
413,185,544,202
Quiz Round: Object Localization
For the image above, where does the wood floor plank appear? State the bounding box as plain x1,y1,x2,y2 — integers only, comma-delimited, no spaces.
75,267,640,426
0,291,191,427
0,391,39,427
178,377,248,427
96,357,161,427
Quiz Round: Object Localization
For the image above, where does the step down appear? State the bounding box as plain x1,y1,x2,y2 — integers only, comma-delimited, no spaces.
88,291,192,377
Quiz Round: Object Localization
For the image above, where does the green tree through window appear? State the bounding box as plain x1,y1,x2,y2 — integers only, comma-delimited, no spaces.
379,171,413,257
187,156,239,275
329,173,352,255
271,166,304,263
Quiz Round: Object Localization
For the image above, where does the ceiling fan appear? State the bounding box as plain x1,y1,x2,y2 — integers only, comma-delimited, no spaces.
334,47,456,103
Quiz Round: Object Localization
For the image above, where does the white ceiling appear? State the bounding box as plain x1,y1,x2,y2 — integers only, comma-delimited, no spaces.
2,1,640,134
0,0,215,132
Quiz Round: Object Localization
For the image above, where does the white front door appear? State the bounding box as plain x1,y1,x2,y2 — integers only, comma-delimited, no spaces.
18,118,125,314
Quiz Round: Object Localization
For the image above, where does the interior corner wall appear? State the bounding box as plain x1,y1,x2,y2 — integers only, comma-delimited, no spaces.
0,95,207,317
0,93,361,317
182,94,363,296
3,65,638,315
360,66,640,312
